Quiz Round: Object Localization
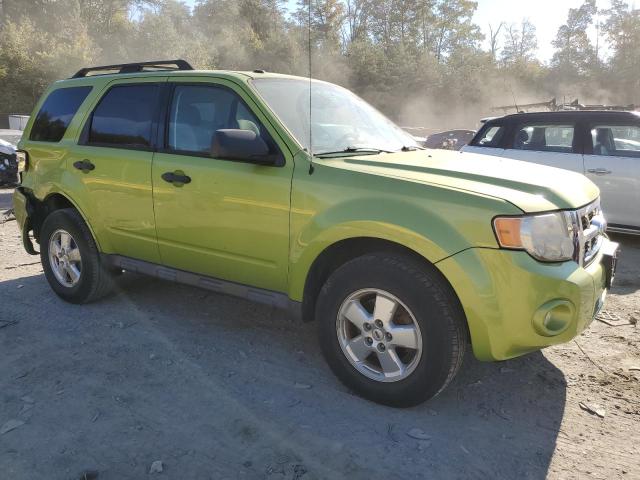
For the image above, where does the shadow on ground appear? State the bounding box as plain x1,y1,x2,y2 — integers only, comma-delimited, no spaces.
0,270,566,479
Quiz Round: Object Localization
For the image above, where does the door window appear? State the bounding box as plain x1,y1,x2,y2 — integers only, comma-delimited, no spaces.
88,84,159,148
472,125,505,147
30,86,92,142
167,85,274,156
591,125,640,158
513,124,574,153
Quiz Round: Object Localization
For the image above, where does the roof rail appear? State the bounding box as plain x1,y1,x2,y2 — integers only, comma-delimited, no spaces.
71,59,193,78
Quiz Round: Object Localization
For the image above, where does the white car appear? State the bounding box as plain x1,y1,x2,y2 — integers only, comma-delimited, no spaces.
462,110,640,234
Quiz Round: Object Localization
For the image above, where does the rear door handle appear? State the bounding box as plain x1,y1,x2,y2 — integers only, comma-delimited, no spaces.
73,159,95,173
587,168,612,175
162,171,191,186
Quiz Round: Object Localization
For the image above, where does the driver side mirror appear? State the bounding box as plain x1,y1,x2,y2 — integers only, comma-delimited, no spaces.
211,129,278,166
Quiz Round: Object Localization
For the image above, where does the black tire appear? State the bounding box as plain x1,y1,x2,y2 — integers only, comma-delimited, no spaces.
316,252,467,407
40,208,114,304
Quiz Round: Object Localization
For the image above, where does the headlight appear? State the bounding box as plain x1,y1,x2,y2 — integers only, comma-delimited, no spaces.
493,211,575,262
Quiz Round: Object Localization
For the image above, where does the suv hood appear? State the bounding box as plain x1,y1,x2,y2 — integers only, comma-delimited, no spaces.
327,149,599,212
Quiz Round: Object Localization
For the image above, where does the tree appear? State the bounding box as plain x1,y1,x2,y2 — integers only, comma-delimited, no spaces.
432,0,482,63
295,0,345,53
488,21,504,62
551,0,597,80
344,0,371,43
501,19,537,66
602,0,640,101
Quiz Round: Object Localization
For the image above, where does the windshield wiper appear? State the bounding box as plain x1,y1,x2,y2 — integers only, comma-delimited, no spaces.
400,145,425,151
314,146,392,157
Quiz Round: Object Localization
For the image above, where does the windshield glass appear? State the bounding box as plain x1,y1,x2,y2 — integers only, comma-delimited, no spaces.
252,78,418,155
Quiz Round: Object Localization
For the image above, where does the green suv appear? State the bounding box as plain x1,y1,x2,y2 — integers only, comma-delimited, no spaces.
13,60,619,406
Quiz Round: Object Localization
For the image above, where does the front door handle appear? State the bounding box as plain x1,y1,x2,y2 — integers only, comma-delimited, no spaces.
587,168,612,175
73,159,95,173
162,171,191,186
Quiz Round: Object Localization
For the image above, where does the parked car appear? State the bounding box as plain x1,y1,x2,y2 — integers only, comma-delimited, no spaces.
462,111,640,234
13,60,618,406
0,138,18,186
424,129,475,150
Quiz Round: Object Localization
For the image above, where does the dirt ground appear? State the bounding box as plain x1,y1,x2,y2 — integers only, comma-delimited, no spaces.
1,187,639,480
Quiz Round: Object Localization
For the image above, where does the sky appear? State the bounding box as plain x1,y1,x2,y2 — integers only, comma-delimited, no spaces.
181,0,612,63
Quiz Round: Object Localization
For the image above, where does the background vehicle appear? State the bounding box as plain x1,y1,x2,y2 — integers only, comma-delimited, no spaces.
13,61,617,407
462,111,640,234
424,129,476,150
0,138,18,186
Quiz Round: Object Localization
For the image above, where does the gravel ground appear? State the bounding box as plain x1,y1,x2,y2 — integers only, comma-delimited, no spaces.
1,187,639,479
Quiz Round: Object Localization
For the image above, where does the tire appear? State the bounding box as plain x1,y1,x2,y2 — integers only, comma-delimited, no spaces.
40,208,114,304
316,252,467,407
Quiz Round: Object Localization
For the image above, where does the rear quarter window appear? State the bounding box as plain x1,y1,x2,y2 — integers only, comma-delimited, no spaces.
472,124,505,147
29,86,92,142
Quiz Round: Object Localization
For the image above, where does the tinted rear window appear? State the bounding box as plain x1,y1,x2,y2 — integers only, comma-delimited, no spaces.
29,86,92,142
89,85,159,148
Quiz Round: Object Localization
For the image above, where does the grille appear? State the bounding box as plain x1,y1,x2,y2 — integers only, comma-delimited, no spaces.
572,199,606,267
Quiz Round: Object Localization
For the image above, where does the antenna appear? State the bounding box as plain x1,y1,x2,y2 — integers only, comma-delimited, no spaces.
509,84,520,113
308,0,314,175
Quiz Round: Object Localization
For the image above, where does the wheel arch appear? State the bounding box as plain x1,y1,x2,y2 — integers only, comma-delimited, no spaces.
297,236,468,334
24,189,101,250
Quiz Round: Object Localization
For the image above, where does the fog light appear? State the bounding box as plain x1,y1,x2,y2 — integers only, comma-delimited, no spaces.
532,299,575,337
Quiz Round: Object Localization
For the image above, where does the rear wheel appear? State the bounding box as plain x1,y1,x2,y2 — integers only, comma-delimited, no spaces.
40,208,114,304
316,253,467,407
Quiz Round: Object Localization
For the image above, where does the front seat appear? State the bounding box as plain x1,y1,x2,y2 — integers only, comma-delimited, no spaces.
515,129,529,149
594,128,613,156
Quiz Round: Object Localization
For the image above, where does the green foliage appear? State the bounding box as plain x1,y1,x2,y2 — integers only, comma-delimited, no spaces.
0,0,637,126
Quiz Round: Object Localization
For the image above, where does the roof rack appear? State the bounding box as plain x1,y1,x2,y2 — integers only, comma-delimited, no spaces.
71,59,193,78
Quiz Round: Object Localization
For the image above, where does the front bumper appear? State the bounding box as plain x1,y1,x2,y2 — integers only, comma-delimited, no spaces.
437,241,617,361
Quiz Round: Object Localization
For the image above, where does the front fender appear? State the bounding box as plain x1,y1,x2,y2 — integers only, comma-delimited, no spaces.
287,159,519,301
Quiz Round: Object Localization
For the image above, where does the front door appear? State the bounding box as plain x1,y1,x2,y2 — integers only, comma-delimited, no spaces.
69,79,165,263
583,123,640,229
151,79,293,292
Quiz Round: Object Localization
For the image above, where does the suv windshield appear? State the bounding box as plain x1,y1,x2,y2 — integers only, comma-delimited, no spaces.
252,78,418,155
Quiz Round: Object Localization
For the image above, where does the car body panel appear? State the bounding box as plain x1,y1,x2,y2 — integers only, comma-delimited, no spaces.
334,148,599,212
584,153,640,227
285,151,521,301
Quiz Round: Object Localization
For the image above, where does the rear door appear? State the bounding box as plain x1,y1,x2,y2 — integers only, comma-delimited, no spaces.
69,78,166,262
151,78,293,292
500,122,584,172
583,123,640,229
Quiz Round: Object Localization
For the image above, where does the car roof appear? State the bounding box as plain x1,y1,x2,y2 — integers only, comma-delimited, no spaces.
486,110,640,125
51,69,312,88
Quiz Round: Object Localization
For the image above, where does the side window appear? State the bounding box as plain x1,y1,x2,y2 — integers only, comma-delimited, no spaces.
513,124,574,153
88,84,159,148
29,86,92,142
591,125,640,158
167,84,277,156
473,125,505,147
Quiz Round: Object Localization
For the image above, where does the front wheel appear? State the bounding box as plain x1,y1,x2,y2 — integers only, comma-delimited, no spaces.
316,253,467,407
40,208,114,304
